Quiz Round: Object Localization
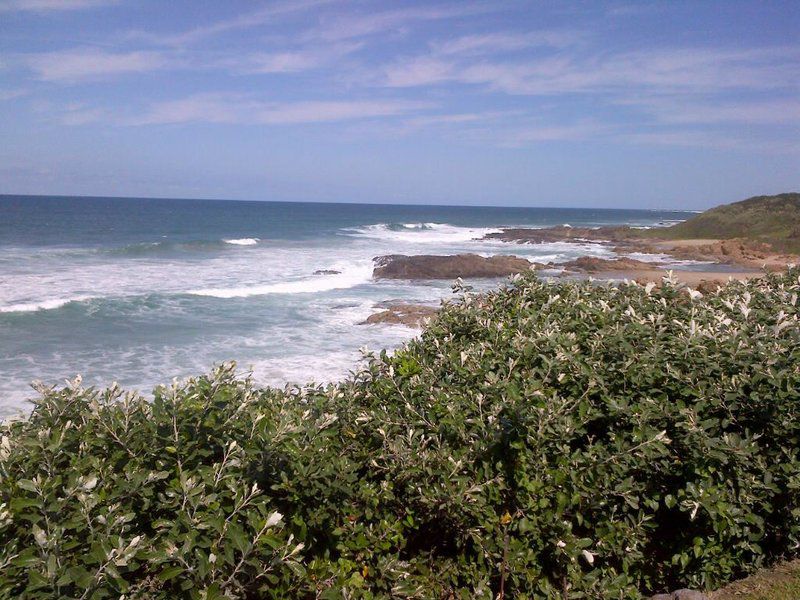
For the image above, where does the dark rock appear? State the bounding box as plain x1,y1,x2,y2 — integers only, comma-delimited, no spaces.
360,303,438,327
559,256,663,273
314,269,341,275
373,254,535,280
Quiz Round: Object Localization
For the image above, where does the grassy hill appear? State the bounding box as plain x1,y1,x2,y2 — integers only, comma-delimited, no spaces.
1,270,800,598
654,193,800,252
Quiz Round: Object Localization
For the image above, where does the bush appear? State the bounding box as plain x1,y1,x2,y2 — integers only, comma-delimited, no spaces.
1,269,799,599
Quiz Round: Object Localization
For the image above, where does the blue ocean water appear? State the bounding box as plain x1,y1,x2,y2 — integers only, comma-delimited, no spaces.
0,195,695,415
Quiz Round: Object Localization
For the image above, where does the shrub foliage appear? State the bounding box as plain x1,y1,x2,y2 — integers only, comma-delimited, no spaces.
1,269,800,599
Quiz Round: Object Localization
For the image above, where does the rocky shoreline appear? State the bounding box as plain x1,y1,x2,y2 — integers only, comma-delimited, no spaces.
485,226,798,270
361,208,799,329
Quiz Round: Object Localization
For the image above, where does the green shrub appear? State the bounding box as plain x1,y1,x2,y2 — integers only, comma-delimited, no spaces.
1,269,799,598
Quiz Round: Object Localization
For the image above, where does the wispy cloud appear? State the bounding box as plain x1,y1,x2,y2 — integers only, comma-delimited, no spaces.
0,88,28,100
384,56,455,87
402,110,518,129
147,0,337,47
302,3,493,42
120,93,433,126
0,0,114,12
229,42,363,75
25,48,167,82
59,102,109,125
382,45,800,96
431,30,582,56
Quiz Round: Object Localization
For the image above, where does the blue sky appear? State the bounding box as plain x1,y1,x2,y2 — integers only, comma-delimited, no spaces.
0,0,798,209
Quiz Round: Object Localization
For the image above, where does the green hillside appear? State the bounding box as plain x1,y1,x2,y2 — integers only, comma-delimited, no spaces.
657,193,800,252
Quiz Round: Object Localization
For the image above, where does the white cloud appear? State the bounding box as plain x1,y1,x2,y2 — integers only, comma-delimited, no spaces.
232,42,363,74
431,30,582,55
382,45,800,96
122,93,433,126
0,0,114,11
25,48,167,82
403,111,517,128
152,0,337,47
302,3,492,43
384,57,455,87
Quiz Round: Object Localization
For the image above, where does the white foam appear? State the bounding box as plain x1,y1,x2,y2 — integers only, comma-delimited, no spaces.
345,222,501,244
188,263,374,298
223,238,260,246
0,295,95,314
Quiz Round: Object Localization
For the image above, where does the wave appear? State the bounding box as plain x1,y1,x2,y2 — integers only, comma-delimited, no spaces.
108,238,262,256
187,264,374,299
223,238,260,246
0,295,96,314
344,222,501,244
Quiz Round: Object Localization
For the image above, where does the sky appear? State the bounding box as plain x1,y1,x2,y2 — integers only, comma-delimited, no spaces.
0,0,798,209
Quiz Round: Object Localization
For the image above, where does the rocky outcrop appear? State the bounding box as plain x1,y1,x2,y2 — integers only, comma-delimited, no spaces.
373,254,535,280
650,589,709,600
361,303,438,327
652,239,795,269
560,256,663,273
483,226,632,244
484,226,798,270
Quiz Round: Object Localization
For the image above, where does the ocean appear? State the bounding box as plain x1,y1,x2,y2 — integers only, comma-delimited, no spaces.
0,195,695,416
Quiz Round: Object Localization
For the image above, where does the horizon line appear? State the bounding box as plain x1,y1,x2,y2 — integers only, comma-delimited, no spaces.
0,191,730,213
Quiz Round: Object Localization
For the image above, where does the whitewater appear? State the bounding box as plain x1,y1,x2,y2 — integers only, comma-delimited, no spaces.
0,196,695,415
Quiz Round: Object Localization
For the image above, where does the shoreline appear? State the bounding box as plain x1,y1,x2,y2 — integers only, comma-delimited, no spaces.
482,225,798,286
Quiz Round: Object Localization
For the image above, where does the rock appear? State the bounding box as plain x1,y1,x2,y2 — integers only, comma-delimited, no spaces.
361,303,438,327
483,226,631,244
373,254,535,280
314,269,341,275
672,590,709,600
649,589,709,600
560,256,663,273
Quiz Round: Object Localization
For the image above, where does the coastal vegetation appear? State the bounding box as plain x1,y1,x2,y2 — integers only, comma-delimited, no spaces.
1,267,799,598
652,193,800,253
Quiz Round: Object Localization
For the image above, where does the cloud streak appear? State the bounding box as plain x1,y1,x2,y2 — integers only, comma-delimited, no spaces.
120,94,433,126
383,46,800,96
431,30,583,55
0,0,114,12
301,3,494,43
153,0,336,47
229,42,363,75
25,49,167,82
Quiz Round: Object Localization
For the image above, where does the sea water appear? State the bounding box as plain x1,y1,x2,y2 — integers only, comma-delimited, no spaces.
0,195,693,415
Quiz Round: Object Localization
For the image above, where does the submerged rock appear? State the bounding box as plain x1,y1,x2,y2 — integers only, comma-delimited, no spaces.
373,253,535,279
314,269,342,275
361,303,438,327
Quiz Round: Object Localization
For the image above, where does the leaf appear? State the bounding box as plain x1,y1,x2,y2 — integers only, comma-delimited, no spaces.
17,479,37,493
157,566,184,582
